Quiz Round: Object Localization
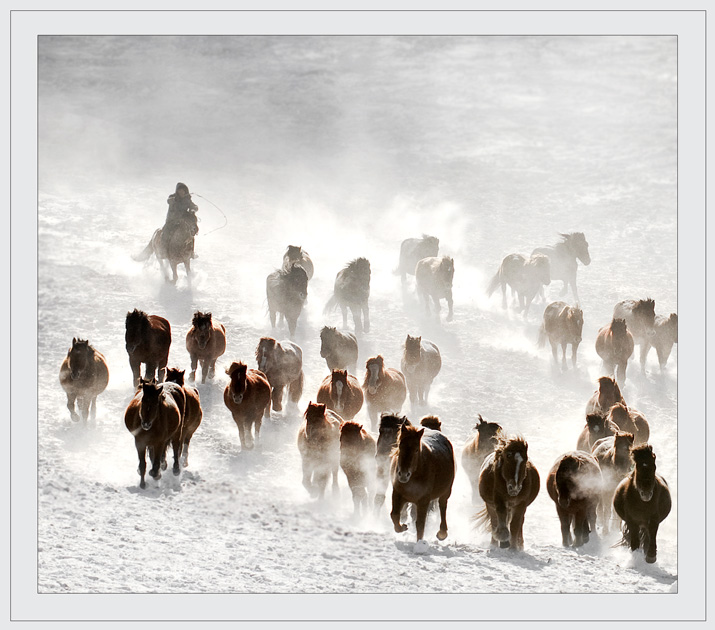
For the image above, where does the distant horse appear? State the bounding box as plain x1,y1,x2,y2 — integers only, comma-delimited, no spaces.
317,369,364,421
339,421,377,517
585,376,626,416
487,253,551,318
319,326,359,374
477,436,540,550
133,220,196,284
124,378,186,489
297,402,342,499
125,309,172,388
606,402,650,445
255,337,304,415
546,451,602,547
185,311,226,384
59,338,109,422
282,245,314,280
374,413,410,512
266,264,309,338
613,298,656,372
645,312,678,371
223,361,271,450
165,367,203,469
613,444,671,563
576,413,618,452
390,424,456,542
538,301,583,369
595,318,634,383
362,355,407,432
533,232,591,303
400,335,442,406
325,257,371,334
396,234,439,284
461,415,504,505
415,256,455,322
591,431,634,534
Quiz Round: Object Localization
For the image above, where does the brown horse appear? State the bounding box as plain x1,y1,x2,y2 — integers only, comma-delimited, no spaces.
477,436,540,549
325,257,371,334
374,413,410,512
546,451,602,547
400,335,442,406
297,402,342,499
319,326,359,374
223,362,271,450
282,245,314,280
461,415,504,505
396,234,439,284
585,376,626,416
591,431,634,534
165,367,203,469
133,220,196,284
487,253,551,318
613,298,656,372
533,232,591,303
595,318,634,383
390,423,455,542
538,301,583,369
185,311,226,384
576,413,618,452
646,312,678,371
255,337,304,415
613,444,671,563
362,355,407,432
124,378,186,489
317,369,364,421
339,421,377,517
125,309,172,388
266,264,309,338
59,338,109,422
606,402,650,445
415,256,455,322
419,416,442,431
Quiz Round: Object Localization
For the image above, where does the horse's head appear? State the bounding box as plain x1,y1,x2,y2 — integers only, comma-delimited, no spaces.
661,313,678,343
634,298,656,336
287,264,309,301
403,335,422,370
568,306,584,342
531,254,551,286
420,415,442,431
630,444,657,501
305,402,328,440
353,257,371,281
284,245,303,262
67,338,91,380
191,311,213,350
613,432,635,467
597,376,621,408
125,309,149,353
553,454,595,508
377,414,410,456
165,367,186,386
364,356,385,394
607,403,631,431
226,361,248,404
610,317,628,339
423,234,439,251
256,337,277,372
475,415,503,453
585,413,609,441
393,423,424,484
319,326,337,358
138,378,163,431
496,436,529,497
330,369,349,412
339,421,364,449
562,232,590,266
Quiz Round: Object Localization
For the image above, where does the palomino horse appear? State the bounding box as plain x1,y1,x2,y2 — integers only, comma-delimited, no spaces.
585,376,626,416
133,219,196,284
533,232,591,303
613,444,671,563
59,338,109,422
461,415,504,505
613,298,656,372
125,309,172,388
576,413,618,452
591,431,634,534
400,335,442,406
124,378,186,489
606,402,650,445
362,355,407,432
546,451,602,547
374,413,410,512
319,326,359,374
317,369,364,421
646,312,678,371
255,337,304,415
282,245,314,280
477,436,540,550
415,256,455,322
595,318,634,384
185,311,226,384
396,234,439,284
390,423,456,542
165,368,203,469
297,402,342,499
487,253,551,318
339,421,377,517
538,301,583,369
266,264,309,338
223,361,271,450
325,257,371,334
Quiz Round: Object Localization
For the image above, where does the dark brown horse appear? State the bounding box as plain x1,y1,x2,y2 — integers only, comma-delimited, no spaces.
400,335,442,406
415,256,455,322
533,232,591,303
419,416,442,431
461,415,504,505
185,311,226,384
487,253,551,319
297,402,342,499
613,298,656,372
223,361,271,450
585,376,626,417
325,257,371,334
606,402,650,445
362,355,407,432
646,312,678,371
477,436,540,549
255,337,304,415
374,413,410,512
266,264,309,338
596,318,634,384
124,378,186,489
613,444,671,563
396,234,439,284
339,421,377,517
282,245,314,280
576,413,618,452
59,338,109,422
133,220,196,284
125,309,172,388
546,451,602,547
390,424,455,542
165,367,203,469
317,369,364,421
319,326,359,374
591,431,634,534
538,301,583,369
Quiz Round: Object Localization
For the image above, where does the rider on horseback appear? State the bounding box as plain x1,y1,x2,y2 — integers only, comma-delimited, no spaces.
162,182,199,258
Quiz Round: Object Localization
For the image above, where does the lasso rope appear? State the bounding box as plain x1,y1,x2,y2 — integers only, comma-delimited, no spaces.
192,192,228,236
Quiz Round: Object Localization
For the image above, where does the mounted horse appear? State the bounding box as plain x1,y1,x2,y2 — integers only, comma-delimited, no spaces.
585,376,626,416
297,402,342,499
538,301,583,369
266,263,309,338
487,253,551,318
396,234,439,284
591,431,634,534
374,413,410,512
165,367,203,469
461,415,504,504
325,257,371,334
362,355,407,432
125,309,172,388
613,298,656,372
595,318,634,384
319,326,359,374
255,337,304,415
606,402,650,445
400,335,442,406
532,232,590,303
223,361,271,450
59,338,109,422
185,311,226,383
415,255,455,322
133,214,197,284
282,245,314,280
576,413,618,452
317,369,364,421
339,421,377,517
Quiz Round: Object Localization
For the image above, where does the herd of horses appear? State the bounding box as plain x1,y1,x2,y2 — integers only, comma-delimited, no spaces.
59,231,675,564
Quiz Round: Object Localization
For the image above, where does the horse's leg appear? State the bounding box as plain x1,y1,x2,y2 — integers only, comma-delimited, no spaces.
157,363,167,383
129,357,141,389
181,438,190,468
413,499,431,541
445,291,453,322
560,343,568,370
645,521,659,563
208,358,217,380
501,283,507,309
390,490,409,533
549,340,558,364
616,361,626,384
269,308,277,329
171,432,182,476
625,520,640,552
271,383,283,412
574,511,589,547
341,305,348,329
65,392,79,422
493,500,511,547
184,258,192,286
198,359,208,384
254,414,262,448
289,372,304,405
77,396,91,423
374,461,388,514
89,396,97,421
436,493,450,540
362,302,370,333
148,445,162,481
136,444,147,489
572,342,579,369
144,362,156,382
639,343,650,374
351,306,363,334
509,505,527,550
169,261,178,285
235,417,249,451
556,505,573,546
301,458,316,496
287,316,297,339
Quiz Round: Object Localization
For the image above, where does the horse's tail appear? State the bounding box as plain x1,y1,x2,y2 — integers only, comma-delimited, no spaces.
323,294,338,315
537,323,547,348
486,268,502,297
132,229,161,262
472,505,491,532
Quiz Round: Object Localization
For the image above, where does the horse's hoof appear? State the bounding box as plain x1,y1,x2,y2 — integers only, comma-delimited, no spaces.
394,523,408,533
70,412,80,422
173,465,180,476
140,479,146,489
645,554,657,564
436,529,448,541
499,541,511,549
161,460,168,471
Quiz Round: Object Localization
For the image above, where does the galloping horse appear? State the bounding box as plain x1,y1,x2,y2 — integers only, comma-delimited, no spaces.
538,301,583,369
255,337,304,415
362,355,407,432
390,423,456,542
282,245,314,280
125,309,172,388
400,335,442,406
319,326,359,374
317,369,364,421
415,256,455,322
266,264,309,338
606,402,650,445
374,413,410,512
595,318,634,384
647,312,678,371
325,257,371,334
223,361,271,450
59,338,109,422
339,421,377,517
613,298,656,372
576,413,618,452
165,367,203,469
591,431,634,533
461,415,504,504
613,444,671,563
585,376,626,416
297,402,342,499
533,232,590,303
133,218,196,284
396,234,439,284
487,253,551,318
185,311,226,384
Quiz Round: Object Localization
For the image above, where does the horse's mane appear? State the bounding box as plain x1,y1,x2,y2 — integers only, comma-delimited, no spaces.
632,297,656,315
345,257,370,273
494,435,528,459
192,311,212,327
365,355,384,368
630,443,654,462
165,367,186,386
420,415,442,431
226,361,247,377
126,308,148,325
379,413,409,431
340,420,363,436
559,231,585,242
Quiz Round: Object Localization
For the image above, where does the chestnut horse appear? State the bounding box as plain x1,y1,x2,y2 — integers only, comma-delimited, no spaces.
461,415,504,505
576,413,618,452
185,311,226,384
487,253,551,318
613,444,671,563
362,355,407,432
400,335,442,406
477,436,540,550
415,256,455,322
165,367,203,469
324,257,371,334
613,298,656,372
255,337,304,415
374,413,410,512
297,402,342,499
606,402,650,445
339,421,377,517
390,424,456,542
59,338,109,422
591,431,634,534
646,312,678,371
585,376,626,417
125,309,172,388
596,318,634,384
317,369,364,421
538,301,583,369
266,264,309,338
319,326,359,374
396,234,439,284
223,362,271,450
282,245,314,280
533,232,591,303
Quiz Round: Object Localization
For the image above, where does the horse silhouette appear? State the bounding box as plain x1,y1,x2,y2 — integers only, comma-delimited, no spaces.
59,338,109,422
487,253,551,318
415,255,455,322
125,309,171,388
266,264,309,338
319,326,359,374
255,337,304,415
339,421,377,517
400,335,441,406
596,318,634,383
396,234,439,284
297,402,342,499
362,355,407,432
165,367,203,469
533,232,590,303
325,257,371,334
185,311,226,384
223,362,271,450
538,301,583,369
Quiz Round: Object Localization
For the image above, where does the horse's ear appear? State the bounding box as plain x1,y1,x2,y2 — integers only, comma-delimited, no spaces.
416,428,425,439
